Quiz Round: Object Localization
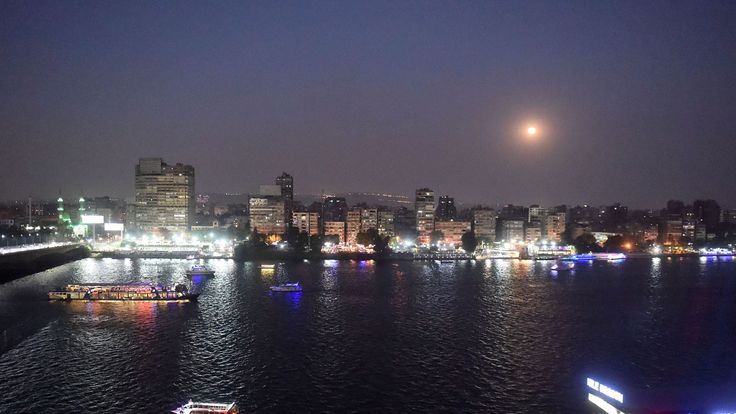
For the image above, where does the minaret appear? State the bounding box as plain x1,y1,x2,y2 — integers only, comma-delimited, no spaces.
78,197,86,216
57,196,65,224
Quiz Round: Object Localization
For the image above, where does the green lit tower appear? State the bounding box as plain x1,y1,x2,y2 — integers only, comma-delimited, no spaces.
78,197,86,216
57,196,64,223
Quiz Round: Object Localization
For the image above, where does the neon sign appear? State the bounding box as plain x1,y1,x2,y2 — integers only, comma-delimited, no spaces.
587,378,624,404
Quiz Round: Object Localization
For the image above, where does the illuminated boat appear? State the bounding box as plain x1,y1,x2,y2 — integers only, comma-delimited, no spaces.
185,265,215,276
269,282,302,292
48,282,199,302
172,400,238,414
260,264,276,269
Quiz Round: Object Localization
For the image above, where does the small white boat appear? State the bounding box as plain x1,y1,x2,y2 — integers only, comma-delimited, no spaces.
551,262,575,271
269,282,302,292
172,400,238,414
185,265,215,276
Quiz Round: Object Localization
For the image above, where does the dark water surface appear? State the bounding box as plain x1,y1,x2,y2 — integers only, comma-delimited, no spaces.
1,257,735,412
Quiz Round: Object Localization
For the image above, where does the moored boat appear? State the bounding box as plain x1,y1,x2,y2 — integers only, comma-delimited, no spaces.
48,282,199,302
185,265,215,276
172,400,238,414
269,282,302,292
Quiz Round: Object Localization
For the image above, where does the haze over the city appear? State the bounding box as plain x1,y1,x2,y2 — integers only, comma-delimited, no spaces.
1,1,735,207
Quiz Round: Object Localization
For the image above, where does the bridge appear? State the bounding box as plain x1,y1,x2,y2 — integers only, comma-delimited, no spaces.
0,242,90,283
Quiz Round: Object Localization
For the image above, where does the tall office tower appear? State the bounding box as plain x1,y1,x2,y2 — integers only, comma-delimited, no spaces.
377,209,395,237
322,197,348,222
415,188,435,245
693,199,721,232
360,208,378,232
436,195,457,221
275,172,294,228
134,157,195,232
472,207,497,241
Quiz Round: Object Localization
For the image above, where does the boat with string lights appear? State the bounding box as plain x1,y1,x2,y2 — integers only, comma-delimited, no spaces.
48,282,199,302
172,400,238,414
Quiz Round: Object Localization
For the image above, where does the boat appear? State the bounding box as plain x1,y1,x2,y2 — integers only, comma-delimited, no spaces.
48,282,199,302
269,282,302,292
260,264,275,270
185,265,215,276
551,262,575,271
172,400,238,414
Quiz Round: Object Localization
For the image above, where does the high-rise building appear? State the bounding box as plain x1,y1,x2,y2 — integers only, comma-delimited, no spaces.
322,197,347,222
497,219,524,242
525,222,542,242
276,172,294,228
360,208,378,232
693,199,720,232
377,209,395,237
293,211,319,236
660,218,683,244
346,209,362,244
323,221,346,244
528,205,546,222
436,195,457,221
248,195,285,237
542,211,566,242
472,207,496,241
134,157,195,231
415,188,435,245
434,220,471,245
393,206,415,237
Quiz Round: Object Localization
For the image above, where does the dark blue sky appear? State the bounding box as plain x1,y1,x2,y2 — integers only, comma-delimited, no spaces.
1,1,735,207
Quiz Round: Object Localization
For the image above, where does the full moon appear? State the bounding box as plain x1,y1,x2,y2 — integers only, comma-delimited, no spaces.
527,126,537,135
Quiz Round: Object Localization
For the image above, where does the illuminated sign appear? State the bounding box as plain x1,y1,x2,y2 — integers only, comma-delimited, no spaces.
588,393,625,414
104,223,124,231
587,378,624,404
81,215,104,224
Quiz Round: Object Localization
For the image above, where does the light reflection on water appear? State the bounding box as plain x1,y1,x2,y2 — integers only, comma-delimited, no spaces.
0,257,735,412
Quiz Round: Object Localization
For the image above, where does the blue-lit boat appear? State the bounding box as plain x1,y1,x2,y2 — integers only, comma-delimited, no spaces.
269,282,302,292
185,265,215,276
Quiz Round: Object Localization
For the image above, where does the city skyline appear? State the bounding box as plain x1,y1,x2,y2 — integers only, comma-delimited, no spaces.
2,2,735,207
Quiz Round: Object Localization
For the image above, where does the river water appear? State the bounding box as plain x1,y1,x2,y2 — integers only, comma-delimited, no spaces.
1,257,735,412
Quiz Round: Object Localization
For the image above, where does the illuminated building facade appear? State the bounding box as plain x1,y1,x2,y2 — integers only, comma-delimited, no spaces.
542,211,566,242
249,196,285,236
377,209,395,237
415,188,435,245
293,211,319,236
323,221,345,243
346,209,362,244
498,219,524,242
436,195,457,221
360,208,378,232
472,208,496,241
134,157,195,232
276,172,294,228
322,197,347,222
434,220,471,245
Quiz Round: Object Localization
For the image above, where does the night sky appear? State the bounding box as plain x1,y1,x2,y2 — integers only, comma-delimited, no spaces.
1,1,735,207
